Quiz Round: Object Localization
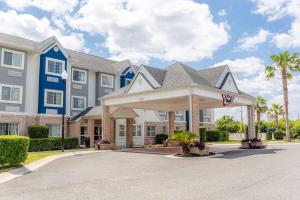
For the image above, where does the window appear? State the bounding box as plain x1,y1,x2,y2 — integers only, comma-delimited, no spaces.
147,126,156,137
158,111,167,121
119,124,125,137
133,125,142,136
46,57,65,76
0,123,19,135
175,111,185,121
1,48,24,69
72,68,87,84
125,79,131,86
202,109,212,122
101,74,114,88
162,126,167,134
45,89,63,107
47,124,61,137
0,84,22,104
72,96,86,110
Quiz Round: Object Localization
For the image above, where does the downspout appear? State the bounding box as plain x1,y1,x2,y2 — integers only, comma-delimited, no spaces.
189,87,193,132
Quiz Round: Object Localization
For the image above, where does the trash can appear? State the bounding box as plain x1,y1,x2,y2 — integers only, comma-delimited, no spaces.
84,136,90,148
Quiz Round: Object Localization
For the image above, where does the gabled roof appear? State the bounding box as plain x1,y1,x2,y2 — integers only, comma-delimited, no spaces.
66,49,118,74
142,65,166,86
0,32,38,52
197,65,228,87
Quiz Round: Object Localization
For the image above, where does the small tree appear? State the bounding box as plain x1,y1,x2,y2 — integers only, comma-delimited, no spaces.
172,131,197,156
256,96,268,134
267,104,284,140
216,115,240,133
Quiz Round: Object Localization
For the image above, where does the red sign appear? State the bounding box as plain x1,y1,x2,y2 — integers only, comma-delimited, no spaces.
222,94,234,106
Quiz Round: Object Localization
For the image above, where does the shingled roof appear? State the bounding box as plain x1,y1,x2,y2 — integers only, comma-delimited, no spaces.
197,65,228,86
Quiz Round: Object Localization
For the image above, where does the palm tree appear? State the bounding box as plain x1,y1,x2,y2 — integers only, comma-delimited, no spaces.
172,131,197,156
267,104,284,140
256,96,268,134
265,51,300,141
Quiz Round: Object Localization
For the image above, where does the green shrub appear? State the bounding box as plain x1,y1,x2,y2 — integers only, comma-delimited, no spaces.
216,115,240,133
291,126,300,139
199,126,206,142
274,130,285,140
28,125,49,138
29,137,79,152
206,130,229,142
0,136,29,166
266,131,273,140
155,134,168,144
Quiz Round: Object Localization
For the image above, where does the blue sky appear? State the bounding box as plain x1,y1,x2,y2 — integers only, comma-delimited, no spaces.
0,0,299,120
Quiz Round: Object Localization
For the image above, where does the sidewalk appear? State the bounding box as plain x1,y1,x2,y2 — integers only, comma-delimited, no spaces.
0,149,106,184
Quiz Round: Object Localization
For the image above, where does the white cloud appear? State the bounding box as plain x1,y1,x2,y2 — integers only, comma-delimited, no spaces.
213,56,300,120
273,20,300,49
252,0,300,49
218,9,226,17
0,10,87,51
0,0,79,15
68,0,229,64
237,29,270,50
211,57,265,77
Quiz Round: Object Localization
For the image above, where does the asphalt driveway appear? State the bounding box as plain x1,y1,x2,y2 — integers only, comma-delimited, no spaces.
1,144,300,200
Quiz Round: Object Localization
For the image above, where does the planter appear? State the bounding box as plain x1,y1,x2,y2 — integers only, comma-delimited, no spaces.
97,143,116,150
164,140,180,147
190,146,209,156
241,141,250,149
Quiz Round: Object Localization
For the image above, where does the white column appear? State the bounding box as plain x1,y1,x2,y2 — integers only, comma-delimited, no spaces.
247,105,256,139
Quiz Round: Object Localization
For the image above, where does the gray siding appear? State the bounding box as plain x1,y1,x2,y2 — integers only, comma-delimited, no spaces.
95,72,115,106
70,67,89,116
0,47,27,112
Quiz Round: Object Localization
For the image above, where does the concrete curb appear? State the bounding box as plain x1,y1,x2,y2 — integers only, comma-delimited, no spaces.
0,150,107,184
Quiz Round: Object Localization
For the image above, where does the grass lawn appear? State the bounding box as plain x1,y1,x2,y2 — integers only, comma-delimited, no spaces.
0,151,63,174
206,140,241,144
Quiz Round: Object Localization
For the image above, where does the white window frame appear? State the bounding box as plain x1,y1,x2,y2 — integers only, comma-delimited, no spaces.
175,111,185,122
0,123,19,135
71,95,86,111
158,111,167,121
0,84,23,104
72,68,87,84
1,48,25,70
45,57,65,77
101,73,114,88
119,124,125,137
125,78,131,86
44,89,63,108
133,124,142,137
47,124,61,137
147,126,156,137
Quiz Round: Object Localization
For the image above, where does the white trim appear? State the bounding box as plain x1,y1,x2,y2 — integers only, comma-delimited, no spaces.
45,57,65,77
101,73,114,88
72,68,87,84
44,89,64,108
46,124,62,137
1,48,25,70
0,84,23,104
125,78,132,86
71,95,86,111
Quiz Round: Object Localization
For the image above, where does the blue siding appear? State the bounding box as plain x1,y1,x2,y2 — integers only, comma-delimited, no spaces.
38,46,67,115
120,67,135,88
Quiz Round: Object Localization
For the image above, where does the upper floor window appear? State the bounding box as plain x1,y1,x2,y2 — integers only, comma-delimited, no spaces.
44,89,63,107
47,124,61,137
0,123,19,135
72,96,86,110
46,57,65,76
175,111,185,121
72,68,87,84
158,111,167,121
1,48,25,69
101,74,114,88
125,79,131,86
0,84,22,104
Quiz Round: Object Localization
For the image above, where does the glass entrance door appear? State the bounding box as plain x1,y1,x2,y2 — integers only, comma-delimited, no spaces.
94,126,102,142
80,127,87,147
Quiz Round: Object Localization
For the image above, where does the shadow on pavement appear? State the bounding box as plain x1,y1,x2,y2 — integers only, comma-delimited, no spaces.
211,148,284,159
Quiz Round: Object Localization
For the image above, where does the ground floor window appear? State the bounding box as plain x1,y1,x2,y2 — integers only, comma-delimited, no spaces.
147,126,156,137
0,123,19,135
133,125,142,136
47,124,61,137
119,124,125,137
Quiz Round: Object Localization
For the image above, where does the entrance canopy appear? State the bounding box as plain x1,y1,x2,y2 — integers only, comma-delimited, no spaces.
101,62,257,143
